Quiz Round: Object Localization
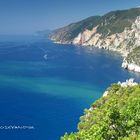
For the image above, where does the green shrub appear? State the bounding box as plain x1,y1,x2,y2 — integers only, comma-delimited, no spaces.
61,84,140,140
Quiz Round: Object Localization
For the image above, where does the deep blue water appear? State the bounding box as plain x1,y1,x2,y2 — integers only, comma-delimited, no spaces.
0,36,140,140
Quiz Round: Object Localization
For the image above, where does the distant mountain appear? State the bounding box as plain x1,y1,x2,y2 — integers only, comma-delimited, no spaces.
49,7,140,72
36,29,51,37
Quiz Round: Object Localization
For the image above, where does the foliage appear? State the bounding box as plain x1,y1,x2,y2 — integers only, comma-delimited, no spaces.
61,84,140,140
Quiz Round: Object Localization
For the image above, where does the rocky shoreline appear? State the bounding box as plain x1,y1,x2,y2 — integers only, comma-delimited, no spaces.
122,59,140,73
52,40,140,73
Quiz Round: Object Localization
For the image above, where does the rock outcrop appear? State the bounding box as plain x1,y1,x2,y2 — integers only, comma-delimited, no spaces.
122,46,140,72
122,59,140,72
103,78,138,97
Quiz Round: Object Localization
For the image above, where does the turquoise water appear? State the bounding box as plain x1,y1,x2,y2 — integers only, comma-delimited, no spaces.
0,36,140,140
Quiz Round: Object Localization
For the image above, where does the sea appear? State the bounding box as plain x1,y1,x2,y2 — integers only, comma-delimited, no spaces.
0,35,140,140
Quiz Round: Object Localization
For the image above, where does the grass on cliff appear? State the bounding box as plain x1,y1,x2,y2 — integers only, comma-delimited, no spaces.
61,84,140,140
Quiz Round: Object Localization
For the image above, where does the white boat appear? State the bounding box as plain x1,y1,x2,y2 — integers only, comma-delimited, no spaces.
43,54,48,60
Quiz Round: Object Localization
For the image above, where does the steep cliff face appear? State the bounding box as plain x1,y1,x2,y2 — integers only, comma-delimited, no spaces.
73,15,140,56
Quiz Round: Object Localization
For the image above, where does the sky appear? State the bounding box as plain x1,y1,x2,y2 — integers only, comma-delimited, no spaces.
0,0,140,35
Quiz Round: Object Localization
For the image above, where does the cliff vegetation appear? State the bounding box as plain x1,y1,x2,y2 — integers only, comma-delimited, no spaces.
61,84,140,140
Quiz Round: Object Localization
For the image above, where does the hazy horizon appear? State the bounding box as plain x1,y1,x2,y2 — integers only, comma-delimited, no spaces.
0,0,140,35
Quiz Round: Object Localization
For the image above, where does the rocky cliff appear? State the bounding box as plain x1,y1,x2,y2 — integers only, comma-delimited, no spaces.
49,7,140,72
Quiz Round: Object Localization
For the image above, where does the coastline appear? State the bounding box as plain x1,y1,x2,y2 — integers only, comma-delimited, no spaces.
50,39,140,73
50,38,140,73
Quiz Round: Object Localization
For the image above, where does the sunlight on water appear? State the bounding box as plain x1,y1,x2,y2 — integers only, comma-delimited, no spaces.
0,74,102,104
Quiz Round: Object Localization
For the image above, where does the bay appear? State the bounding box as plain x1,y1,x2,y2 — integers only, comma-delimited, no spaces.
0,36,140,140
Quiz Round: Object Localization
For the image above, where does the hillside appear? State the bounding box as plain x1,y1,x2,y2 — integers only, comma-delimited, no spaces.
61,80,140,140
49,7,140,72
49,16,101,43
49,8,140,52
